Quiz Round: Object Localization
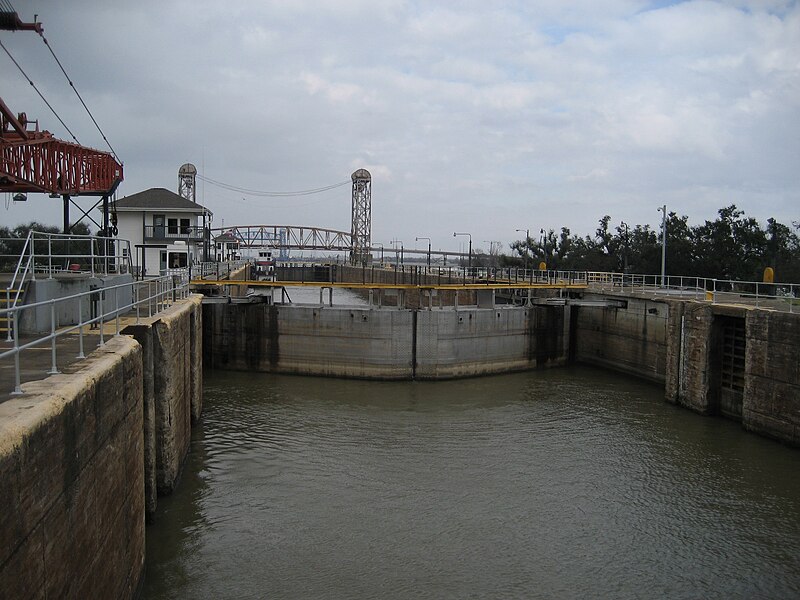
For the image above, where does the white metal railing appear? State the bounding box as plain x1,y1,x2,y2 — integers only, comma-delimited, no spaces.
0,273,190,396
311,264,798,313
582,271,797,312
193,259,251,280
2,231,134,339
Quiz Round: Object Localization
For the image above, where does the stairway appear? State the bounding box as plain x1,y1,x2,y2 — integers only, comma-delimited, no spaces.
0,281,28,338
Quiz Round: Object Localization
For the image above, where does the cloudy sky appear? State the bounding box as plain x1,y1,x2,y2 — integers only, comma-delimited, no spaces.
1,0,798,255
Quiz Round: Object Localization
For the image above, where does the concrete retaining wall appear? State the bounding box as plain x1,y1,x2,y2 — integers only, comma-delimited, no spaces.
124,294,203,512
21,273,134,334
663,302,800,447
0,336,145,599
203,303,568,379
744,310,800,445
572,295,669,383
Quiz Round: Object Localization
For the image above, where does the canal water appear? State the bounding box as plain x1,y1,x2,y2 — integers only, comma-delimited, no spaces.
142,366,800,599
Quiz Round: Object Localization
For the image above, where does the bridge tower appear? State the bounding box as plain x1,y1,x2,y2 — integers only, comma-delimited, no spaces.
178,163,211,260
178,163,197,202
350,168,372,266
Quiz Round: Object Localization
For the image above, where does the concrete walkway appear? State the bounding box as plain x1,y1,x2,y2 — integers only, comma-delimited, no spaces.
0,317,141,403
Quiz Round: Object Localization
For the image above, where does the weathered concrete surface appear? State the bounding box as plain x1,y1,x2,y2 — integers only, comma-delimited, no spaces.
21,272,134,334
743,310,800,446
668,303,715,413
124,294,202,503
572,295,669,383
0,336,144,599
203,303,568,380
415,306,567,379
205,303,415,379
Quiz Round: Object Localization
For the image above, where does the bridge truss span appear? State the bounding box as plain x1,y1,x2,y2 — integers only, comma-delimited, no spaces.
216,225,354,252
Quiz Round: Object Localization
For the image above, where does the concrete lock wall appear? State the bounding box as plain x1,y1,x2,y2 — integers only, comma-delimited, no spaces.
204,303,415,378
203,303,569,379
743,310,800,445
663,302,800,447
571,295,669,384
415,306,568,379
124,294,203,511
0,336,145,600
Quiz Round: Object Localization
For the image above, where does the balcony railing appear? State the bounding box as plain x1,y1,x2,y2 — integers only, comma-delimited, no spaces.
143,225,207,242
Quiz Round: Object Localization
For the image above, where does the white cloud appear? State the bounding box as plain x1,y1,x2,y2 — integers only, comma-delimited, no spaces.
2,0,798,250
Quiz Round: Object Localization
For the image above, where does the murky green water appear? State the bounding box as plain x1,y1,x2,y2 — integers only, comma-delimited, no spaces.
142,367,800,599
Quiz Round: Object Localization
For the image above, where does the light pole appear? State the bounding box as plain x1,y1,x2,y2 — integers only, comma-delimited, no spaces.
620,221,629,274
391,239,403,267
516,228,529,272
374,242,384,264
453,232,472,270
540,228,547,269
416,236,431,268
658,205,667,286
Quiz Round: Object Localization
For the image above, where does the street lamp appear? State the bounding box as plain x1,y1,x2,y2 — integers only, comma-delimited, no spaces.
391,239,403,266
620,221,629,274
658,205,667,286
540,228,547,269
416,236,431,268
515,228,529,272
453,232,472,269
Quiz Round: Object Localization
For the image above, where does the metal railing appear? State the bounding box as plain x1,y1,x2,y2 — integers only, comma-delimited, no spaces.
2,230,134,340
0,273,190,396
0,230,132,280
143,224,207,242
583,271,797,312
193,260,251,280
276,264,798,313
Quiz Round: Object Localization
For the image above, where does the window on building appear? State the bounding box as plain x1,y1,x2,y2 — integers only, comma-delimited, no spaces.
168,218,178,235
180,218,191,234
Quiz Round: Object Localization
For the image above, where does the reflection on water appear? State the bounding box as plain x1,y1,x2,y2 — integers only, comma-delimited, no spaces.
143,367,800,600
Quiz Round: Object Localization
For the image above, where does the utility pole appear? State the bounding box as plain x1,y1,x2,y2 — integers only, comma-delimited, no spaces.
659,205,667,286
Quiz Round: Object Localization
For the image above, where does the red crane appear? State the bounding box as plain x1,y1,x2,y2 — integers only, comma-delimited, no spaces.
0,9,123,233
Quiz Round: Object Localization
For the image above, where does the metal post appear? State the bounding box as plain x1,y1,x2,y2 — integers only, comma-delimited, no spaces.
5,288,11,342
98,291,105,346
48,303,60,374
115,286,120,336
91,235,95,277
659,204,667,287
77,296,85,359
48,234,53,279
12,312,22,395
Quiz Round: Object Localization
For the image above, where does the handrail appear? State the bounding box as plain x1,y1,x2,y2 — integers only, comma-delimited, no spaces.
0,273,191,396
5,231,34,340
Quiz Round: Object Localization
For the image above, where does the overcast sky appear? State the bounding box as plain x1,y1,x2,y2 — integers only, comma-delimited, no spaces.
2,0,798,255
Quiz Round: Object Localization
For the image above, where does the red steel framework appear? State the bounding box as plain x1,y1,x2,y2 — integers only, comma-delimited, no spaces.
1,10,123,233
0,97,123,197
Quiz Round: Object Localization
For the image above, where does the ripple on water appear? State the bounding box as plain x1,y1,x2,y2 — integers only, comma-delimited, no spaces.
143,368,800,600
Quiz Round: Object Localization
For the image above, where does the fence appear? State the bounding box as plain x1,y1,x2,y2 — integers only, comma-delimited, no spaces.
0,273,190,396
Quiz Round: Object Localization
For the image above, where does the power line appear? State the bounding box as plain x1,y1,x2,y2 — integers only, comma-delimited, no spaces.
196,174,350,197
36,30,122,163
0,38,81,144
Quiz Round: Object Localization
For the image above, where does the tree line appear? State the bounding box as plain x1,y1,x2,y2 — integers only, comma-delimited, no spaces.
0,222,92,271
502,205,800,283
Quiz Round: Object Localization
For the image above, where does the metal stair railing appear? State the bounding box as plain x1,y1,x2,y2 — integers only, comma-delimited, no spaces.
4,231,34,341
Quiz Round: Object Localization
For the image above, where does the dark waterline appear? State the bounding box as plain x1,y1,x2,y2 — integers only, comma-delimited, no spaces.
142,367,800,600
